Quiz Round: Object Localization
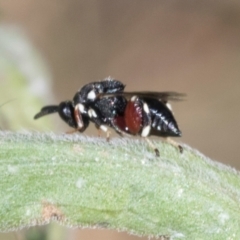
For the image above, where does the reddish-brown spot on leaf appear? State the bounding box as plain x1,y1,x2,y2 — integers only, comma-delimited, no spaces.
41,201,64,222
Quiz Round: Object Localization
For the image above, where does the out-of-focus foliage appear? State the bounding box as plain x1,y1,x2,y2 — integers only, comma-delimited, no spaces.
0,25,64,240
0,25,54,130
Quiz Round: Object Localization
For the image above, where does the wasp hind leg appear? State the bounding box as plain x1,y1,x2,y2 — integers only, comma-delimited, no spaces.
165,137,183,153
139,100,160,157
145,138,160,157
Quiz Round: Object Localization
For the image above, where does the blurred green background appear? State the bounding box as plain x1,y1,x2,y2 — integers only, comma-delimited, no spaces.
1,1,240,239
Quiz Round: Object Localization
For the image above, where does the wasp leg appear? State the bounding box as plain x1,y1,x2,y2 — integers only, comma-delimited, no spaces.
95,124,112,142
94,124,102,137
165,137,183,153
74,105,84,129
66,128,82,134
106,130,111,142
134,99,159,156
145,138,160,157
66,129,76,134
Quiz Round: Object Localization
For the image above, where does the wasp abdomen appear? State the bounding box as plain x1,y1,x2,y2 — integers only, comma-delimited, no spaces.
124,98,143,134
151,113,181,136
143,98,181,137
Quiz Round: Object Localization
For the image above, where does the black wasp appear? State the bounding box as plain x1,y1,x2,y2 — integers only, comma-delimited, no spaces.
34,78,184,153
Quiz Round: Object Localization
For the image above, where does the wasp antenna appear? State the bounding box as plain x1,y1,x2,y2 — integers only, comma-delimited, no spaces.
34,105,59,119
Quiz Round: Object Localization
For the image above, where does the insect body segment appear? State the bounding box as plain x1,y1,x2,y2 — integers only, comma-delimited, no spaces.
34,101,89,132
73,79,125,104
109,95,181,138
142,97,181,137
72,79,127,135
124,96,143,134
34,78,184,151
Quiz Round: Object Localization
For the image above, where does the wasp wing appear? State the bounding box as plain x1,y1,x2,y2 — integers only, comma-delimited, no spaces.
98,91,186,102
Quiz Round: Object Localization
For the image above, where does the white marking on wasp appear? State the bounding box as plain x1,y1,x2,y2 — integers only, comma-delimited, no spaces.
92,110,97,118
166,102,172,111
88,109,92,118
105,76,113,81
88,108,97,118
87,90,96,100
100,125,108,132
143,103,150,114
131,96,137,102
78,103,85,113
141,125,151,137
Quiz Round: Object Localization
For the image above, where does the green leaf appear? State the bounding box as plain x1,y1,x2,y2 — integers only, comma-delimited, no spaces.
0,131,240,240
